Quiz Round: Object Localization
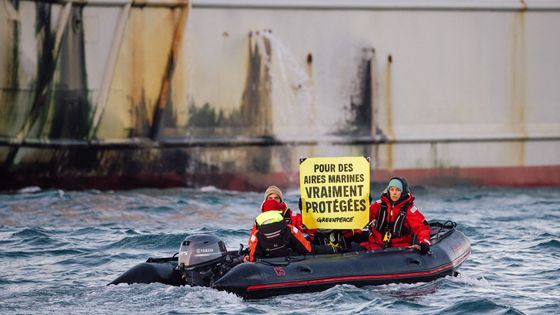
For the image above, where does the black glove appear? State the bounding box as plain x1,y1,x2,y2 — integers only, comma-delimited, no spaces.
419,242,431,255
238,244,249,256
354,230,370,243
312,244,338,255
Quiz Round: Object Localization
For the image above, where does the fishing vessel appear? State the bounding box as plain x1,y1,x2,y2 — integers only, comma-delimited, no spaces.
2,0,560,190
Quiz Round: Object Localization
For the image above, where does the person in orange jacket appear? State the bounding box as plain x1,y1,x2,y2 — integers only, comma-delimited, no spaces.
246,185,309,244
245,186,306,260
360,177,431,254
245,199,337,262
261,185,304,230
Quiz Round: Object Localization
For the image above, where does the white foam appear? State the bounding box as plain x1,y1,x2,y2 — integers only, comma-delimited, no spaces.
181,286,241,304
200,186,219,192
17,186,41,194
452,273,491,288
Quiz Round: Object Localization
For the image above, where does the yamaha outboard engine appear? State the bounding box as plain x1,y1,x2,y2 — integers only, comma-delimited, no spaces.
177,234,228,287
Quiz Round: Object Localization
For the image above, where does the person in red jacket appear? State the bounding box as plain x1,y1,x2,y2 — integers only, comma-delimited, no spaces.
360,177,431,254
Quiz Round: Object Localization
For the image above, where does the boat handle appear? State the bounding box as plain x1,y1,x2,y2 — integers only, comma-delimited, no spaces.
406,258,422,266
296,265,313,273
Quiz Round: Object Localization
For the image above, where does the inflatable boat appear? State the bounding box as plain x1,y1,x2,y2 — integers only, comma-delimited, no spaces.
110,221,470,299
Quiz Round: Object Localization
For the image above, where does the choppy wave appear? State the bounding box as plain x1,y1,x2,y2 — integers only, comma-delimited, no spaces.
439,298,525,314
0,186,559,314
106,234,185,250
533,239,560,249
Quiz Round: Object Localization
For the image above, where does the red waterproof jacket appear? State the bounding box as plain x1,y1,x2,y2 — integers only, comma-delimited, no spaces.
284,208,304,231
360,193,430,250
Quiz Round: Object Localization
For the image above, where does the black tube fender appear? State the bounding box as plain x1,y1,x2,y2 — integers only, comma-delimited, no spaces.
109,261,184,286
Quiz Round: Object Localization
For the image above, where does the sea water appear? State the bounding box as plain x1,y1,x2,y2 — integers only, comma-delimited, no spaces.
0,185,559,314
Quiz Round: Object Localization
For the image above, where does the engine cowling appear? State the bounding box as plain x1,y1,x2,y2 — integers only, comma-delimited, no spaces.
178,234,228,270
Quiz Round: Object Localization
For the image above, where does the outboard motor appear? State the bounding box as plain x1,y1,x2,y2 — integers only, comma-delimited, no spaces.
177,234,228,287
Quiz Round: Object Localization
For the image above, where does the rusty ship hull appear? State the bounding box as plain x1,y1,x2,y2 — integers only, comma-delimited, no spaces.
1,0,560,190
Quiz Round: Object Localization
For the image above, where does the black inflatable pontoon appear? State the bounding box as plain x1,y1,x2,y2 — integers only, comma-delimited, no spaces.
110,221,470,299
